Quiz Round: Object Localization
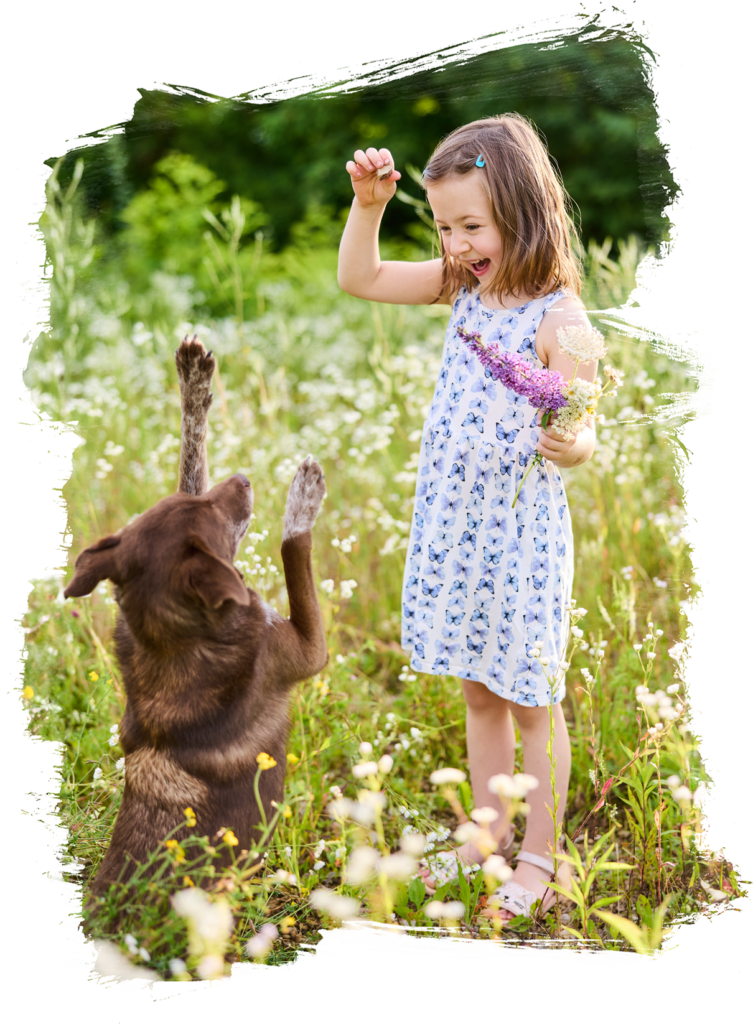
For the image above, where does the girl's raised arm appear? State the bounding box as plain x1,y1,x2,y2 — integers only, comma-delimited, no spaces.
338,146,445,306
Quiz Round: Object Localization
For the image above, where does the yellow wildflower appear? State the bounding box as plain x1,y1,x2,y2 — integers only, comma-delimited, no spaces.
286,752,299,765
283,806,292,819
256,752,277,771
22,686,34,700
88,671,99,681
166,839,186,863
184,807,197,827
222,830,239,847
182,876,195,887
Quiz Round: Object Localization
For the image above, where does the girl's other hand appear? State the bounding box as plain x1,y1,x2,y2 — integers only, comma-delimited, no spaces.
346,147,401,208
535,415,577,463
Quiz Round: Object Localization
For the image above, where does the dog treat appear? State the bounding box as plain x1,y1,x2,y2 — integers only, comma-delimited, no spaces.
376,161,393,180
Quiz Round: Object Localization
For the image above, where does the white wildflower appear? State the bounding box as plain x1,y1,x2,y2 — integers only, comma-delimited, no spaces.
378,853,418,880
556,324,607,363
359,741,373,755
245,923,278,959
482,856,514,883
430,768,467,785
352,761,379,779
345,846,380,884
425,900,465,921
470,806,499,825
320,579,335,594
310,888,359,920
400,833,426,856
378,754,394,774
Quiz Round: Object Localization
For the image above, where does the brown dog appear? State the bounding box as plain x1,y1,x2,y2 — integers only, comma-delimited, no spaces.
65,337,328,897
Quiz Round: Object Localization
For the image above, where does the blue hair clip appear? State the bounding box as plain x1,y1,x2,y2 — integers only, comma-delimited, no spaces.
475,154,485,168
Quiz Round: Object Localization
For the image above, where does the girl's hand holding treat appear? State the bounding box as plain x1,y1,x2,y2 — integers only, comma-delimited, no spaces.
346,146,400,207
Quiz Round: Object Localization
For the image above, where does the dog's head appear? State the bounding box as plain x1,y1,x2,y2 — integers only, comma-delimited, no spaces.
65,474,254,646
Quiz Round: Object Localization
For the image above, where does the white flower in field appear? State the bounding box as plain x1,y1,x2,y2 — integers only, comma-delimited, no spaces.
169,958,187,977
378,754,394,774
312,860,325,871
345,845,380,884
425,900,465,921
108,734,119,747
329,785,343,799
430,767,467,785
172,888,233,942
667,683,680,694
93,767,103,780
594,649,605,659
633,644,642,652
666,775,681,789
655,628,664,636
667,642,685,662
635,685,649,695
310,888,359,920
109,723,119,734
637,693,657,706
482,856,514,883
653,578,668,588
470,806,499,826
571,627,584,639
352,761,379,779
359,790,386,811
359,741,373,755
693,784,708,805
400,832,426,856
581,667,593,682
314,839,326,857
327,797,355,820
320,579,335,594
487,772,538,799
378,853,418,880
124,933,139,955
139,947,151,961
410,727,421,739
116,758,125,771
672,786,693,803
350,804,376,827
245,923,278,959
78,942,162,991
646,652,656,661
540,657,550,667
196,954,225,980
273,869,297,885
454,822,481,844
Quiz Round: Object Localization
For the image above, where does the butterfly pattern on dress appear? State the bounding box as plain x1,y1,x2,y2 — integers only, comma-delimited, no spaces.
400,287,575,706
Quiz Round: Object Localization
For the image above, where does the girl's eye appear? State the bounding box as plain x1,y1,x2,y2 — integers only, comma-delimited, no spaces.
466,224,479,231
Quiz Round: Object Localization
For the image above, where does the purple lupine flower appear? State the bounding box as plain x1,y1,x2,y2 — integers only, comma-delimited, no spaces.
456,326,568,414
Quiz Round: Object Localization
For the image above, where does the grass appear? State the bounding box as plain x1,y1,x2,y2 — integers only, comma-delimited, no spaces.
18,163,746,979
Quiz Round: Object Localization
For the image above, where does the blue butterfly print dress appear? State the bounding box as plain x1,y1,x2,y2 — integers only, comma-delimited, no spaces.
400,287,575,707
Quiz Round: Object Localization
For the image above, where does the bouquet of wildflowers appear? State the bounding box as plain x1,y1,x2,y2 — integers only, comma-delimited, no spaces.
457,323,623,507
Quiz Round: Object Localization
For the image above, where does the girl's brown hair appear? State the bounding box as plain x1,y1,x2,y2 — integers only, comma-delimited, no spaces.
423,114,583,303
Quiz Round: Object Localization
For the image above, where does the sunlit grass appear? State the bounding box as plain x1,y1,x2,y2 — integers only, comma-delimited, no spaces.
18,165,744,978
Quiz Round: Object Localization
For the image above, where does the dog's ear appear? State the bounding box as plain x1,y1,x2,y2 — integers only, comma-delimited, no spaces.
184,535,251,610
64,535,122,598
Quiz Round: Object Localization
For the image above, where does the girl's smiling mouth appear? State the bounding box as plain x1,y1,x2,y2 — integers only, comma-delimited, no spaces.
468,258,491,276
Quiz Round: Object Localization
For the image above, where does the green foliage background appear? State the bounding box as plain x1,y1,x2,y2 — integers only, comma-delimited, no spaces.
49,29,676,255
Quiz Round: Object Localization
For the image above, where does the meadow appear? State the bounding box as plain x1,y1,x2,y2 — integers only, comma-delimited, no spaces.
19,158,743,979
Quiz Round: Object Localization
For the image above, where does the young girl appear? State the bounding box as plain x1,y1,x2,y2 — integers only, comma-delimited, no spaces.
338,114,597,920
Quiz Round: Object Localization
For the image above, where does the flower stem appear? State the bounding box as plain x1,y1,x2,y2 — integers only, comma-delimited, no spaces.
512,454,542,509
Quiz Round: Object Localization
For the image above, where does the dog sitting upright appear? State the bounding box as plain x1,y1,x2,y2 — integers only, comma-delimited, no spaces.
65,337,328,897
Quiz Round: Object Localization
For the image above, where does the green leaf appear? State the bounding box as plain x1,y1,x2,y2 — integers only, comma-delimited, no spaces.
593,910,650,954
590,895,623,910
407,877,426,907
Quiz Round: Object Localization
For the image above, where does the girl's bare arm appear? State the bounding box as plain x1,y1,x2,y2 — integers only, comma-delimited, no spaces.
337,146,445,306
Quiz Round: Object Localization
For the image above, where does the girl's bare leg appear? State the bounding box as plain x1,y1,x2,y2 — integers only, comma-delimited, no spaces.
498,700,572,919
421,679,515,892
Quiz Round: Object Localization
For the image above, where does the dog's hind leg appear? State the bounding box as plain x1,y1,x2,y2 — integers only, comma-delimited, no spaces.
175,336,216,496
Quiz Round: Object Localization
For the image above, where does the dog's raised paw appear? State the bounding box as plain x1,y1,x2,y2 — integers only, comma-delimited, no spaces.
175,335,216,403
282,457,326,540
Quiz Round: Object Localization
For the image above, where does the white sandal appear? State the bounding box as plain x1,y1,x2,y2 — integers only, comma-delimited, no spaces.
489,849,567,919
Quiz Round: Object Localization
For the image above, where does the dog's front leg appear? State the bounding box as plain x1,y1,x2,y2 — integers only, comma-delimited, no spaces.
272,456,328,683
175,336,216,496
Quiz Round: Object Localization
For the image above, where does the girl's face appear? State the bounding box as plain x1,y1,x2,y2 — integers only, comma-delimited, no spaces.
425,173,503,283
